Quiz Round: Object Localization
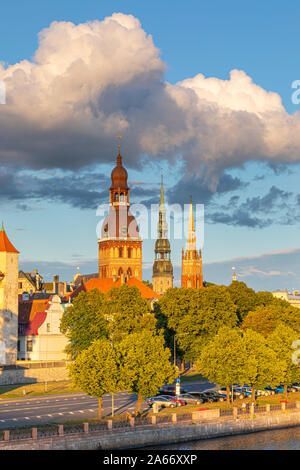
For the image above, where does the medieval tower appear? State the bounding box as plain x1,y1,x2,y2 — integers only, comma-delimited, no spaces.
0,224,19,364
181,198,203,289
152,172,173,294
98,145,142,281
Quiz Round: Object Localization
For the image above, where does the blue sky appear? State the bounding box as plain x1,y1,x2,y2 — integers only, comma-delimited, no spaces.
1,1,300,291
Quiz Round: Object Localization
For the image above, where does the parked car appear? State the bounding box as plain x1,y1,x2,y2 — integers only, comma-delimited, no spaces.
291,383,300,391
217,387,245,399
158,385,187,395
158,395,186,406
177,393,204,405
188,392,216,403
146,396,178,408
201,391,226,402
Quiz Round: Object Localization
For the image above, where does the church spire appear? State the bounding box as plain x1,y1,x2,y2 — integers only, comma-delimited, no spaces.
181,196,203,289
187,197,196,251
153,170,173,294
158,170,168,239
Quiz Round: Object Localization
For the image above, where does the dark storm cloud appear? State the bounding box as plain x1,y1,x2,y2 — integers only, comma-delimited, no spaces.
206,185,294,228
167,173,247,206
0,167,110,210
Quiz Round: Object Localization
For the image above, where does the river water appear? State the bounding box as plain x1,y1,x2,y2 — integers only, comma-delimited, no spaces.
148,426,300,450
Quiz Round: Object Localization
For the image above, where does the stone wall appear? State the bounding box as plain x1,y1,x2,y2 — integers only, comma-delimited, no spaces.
0,409,299,450
0,361,70,385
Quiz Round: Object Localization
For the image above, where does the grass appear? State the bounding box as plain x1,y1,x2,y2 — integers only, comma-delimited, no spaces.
180,371,206,383
0,380,82,399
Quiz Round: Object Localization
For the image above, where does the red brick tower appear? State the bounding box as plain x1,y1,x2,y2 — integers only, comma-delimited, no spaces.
181,198,203,288
98,146,142,281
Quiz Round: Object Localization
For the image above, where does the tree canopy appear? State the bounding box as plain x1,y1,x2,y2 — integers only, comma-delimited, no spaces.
68,338,122,418
60,289,109,359
116,330,178,411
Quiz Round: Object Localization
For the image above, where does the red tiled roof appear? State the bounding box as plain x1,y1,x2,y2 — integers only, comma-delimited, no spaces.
24,311,47,336
18,299,50,335
0,229,19,253
66,277,161,301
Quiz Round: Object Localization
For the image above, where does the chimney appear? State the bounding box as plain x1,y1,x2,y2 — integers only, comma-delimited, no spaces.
53,275,59,294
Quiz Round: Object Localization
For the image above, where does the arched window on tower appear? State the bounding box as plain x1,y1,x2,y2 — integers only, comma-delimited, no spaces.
119,247,123,258
127,267,132,278
118,267,123,276
128,247,131,258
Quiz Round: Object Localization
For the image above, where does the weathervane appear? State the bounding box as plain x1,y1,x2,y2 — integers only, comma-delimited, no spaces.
116,135,122,154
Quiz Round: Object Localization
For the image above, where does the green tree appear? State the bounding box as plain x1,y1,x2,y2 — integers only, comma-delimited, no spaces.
68,339,122,418
226,281,260,323
60,289,109,359
116,330,178,412
157,286,238,361
195,327,251,402
107,284,156,339
241,303,300,337
142,280,153,290
242,329,285,401
268,323,300,397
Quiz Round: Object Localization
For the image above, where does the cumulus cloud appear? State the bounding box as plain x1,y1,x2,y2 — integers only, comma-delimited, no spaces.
204,248,300,291
1,12,300,188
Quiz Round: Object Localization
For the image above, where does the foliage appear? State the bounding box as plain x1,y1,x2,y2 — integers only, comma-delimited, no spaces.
116,330,178,411
241,302,300,336
60,289,109,359
267,323,300,389
142,280,153,290
226,281,261,323
106,284,156,339
241,329,285,393
156,286,238,361
68,339,122,417
195,327,251,400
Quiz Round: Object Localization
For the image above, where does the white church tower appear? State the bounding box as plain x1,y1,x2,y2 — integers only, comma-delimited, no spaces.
0,224,19,364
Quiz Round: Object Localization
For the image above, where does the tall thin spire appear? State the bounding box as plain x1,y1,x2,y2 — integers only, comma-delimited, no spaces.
158,170,168,239
187,197,196,251
160,169,164,206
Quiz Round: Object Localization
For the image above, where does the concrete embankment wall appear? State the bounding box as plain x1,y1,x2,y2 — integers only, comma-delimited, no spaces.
0,361,69,385
0,410,300,450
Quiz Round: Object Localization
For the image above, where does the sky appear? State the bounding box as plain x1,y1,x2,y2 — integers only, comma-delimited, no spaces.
1,0,300,291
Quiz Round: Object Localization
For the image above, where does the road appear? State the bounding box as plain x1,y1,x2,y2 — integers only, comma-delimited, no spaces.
0,381,217,428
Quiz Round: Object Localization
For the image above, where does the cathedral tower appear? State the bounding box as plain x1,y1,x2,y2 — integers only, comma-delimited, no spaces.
181,198,203,289
152,172,173,294
0,224,19,364
98,146,142,281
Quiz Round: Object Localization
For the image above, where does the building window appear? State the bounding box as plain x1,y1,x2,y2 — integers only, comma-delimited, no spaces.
119,248,123,258
17,340,20,351
27,340,33,352
47,323,51,333
127,248,131,258
18,282,23,289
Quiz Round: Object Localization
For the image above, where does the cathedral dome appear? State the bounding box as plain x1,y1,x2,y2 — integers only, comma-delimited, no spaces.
110,153,128,190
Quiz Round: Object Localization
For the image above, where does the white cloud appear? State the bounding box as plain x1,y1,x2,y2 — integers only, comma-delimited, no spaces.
1,13,300,185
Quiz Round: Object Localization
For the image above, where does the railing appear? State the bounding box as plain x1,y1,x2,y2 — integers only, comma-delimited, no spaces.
1,401,299,443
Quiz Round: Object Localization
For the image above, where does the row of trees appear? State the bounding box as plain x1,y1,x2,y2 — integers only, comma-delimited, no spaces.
60,285,177,416
60,281,300,409
155,281,300,400
69,331,177,417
